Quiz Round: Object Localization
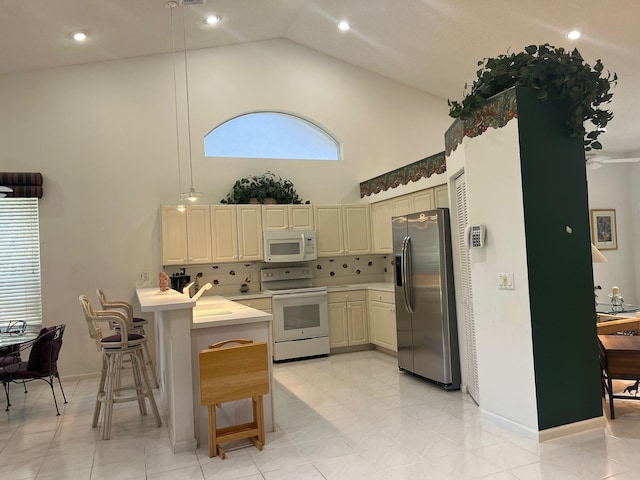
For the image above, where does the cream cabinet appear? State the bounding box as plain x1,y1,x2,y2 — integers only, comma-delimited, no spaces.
343,205,371,255
262,204,314,231
413,189,435,212
369,185,444,255
371,200,393,254
315,205,343,256
161,205,212,266
328,290,368,348
434,184,449,208
234,297,272,313
315,204,371,257
392,196,413,217
368,290,397,352
210,205,238,262
237,205,263,261
210,205,263,263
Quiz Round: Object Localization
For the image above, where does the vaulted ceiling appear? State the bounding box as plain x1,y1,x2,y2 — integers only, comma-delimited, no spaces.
3,0,638,154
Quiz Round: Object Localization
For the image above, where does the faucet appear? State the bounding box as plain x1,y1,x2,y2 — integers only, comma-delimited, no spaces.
191,282,213,301
182,281,195,296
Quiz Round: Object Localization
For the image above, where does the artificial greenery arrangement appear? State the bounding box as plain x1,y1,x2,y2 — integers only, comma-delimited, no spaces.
220,171,309,204
447,44,617,151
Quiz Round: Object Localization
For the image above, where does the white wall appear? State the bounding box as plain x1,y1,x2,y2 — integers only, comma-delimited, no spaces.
0,39,451,376
457,120,538,434
587,164,639,303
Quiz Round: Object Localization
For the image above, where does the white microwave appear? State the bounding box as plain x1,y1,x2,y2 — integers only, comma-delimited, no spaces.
263,231,317,262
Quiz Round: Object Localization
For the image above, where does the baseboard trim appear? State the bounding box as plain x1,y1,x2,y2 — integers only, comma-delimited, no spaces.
480,408,539,440
480,408,606,442
538,416,605,442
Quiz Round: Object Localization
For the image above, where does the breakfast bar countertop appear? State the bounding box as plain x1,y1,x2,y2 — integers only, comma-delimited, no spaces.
191,296,271,329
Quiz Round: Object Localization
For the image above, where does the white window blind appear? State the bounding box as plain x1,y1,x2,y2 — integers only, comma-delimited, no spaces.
0,198,42,326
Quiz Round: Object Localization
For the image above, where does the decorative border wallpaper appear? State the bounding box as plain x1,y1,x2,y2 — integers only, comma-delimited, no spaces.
359,151,446,198
445,87,518,156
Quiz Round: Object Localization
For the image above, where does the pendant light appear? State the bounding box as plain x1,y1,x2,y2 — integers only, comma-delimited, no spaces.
166,1,202,204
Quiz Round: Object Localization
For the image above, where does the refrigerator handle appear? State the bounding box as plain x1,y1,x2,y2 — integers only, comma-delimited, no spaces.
402,236,414,314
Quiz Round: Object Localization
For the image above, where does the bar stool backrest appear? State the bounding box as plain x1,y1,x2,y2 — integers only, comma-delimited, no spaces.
96,289,135,326
79,295,135,350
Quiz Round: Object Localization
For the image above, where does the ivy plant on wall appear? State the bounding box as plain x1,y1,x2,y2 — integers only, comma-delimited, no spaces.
447,44,617,152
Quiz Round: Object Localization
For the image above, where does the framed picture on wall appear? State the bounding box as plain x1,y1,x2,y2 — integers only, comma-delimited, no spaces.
591,209,617,250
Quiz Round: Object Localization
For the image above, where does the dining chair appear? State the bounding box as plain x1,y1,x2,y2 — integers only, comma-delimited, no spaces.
80,295,161,440
1,325,68,415
95,289,159,388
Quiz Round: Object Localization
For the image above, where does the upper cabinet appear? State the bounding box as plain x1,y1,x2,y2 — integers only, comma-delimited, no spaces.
342,205,371,255
211,205,263,263
371,200,393,254
161,205,212,266
370,185,446,254
262,205,314,231
237,205,263,261
434,184,449,208
315,204,371,257
210,205,238,263
315,205,344,256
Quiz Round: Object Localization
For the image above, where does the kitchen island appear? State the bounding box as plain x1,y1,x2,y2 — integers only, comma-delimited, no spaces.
136,287,273,453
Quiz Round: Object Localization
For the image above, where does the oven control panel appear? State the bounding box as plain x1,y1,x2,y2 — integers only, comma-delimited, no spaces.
261,266,313,282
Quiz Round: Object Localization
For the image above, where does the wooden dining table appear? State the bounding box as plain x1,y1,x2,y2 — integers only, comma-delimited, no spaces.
597,334,640,419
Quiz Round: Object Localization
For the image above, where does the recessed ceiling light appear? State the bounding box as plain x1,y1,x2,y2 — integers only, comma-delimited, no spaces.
204,15,221,25
566,30,581,40
71,31,87,42
337,21,350,32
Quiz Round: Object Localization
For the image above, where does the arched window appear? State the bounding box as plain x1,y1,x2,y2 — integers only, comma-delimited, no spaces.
204,112,341,160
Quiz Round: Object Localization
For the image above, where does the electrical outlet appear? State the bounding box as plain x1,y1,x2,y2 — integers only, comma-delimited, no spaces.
138,271,149,282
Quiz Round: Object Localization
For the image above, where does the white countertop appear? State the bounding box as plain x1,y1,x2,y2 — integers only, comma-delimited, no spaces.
136,287,195,312
191,295,272,329
224,292,272,301
326,282,394,292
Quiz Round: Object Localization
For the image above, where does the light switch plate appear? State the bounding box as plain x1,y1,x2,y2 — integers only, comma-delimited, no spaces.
498,273,514,290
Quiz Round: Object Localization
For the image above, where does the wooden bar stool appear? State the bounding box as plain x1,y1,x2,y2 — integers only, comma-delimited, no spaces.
80,295,161,440
199,339,269,459
96,289,159,388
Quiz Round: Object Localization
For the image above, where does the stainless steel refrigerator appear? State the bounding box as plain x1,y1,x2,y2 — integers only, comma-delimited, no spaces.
393,208,461,390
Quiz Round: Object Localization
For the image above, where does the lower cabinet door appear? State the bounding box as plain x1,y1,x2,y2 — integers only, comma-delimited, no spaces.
347,301,368,345
328,303,348,348
369,300,397,351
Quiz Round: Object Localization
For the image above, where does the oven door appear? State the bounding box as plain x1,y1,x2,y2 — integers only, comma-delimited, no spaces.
272,291,328,342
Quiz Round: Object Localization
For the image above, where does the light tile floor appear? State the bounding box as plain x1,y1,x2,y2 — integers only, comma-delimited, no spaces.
1,350,640,479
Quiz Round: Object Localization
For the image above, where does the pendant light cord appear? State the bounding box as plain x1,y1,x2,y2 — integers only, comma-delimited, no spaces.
181,6,195,191
169,4,183,201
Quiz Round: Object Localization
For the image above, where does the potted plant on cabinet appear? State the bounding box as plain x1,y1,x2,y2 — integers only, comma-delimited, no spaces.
220,171,309,204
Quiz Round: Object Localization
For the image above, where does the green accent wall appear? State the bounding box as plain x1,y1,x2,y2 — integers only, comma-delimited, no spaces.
515,87,602,429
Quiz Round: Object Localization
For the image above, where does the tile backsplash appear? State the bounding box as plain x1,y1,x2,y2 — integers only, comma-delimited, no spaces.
164,255,393,296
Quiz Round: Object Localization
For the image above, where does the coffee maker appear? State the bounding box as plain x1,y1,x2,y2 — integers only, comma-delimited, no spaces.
170,273,191,292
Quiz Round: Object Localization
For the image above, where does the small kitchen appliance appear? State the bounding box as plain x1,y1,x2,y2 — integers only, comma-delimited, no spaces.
263,231,317,263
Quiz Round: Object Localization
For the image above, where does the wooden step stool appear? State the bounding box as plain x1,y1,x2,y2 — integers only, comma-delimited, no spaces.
199,339,269,458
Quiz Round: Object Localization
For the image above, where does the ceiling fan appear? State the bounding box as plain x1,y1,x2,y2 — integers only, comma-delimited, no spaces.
586,154,640,170
0,186,12,198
